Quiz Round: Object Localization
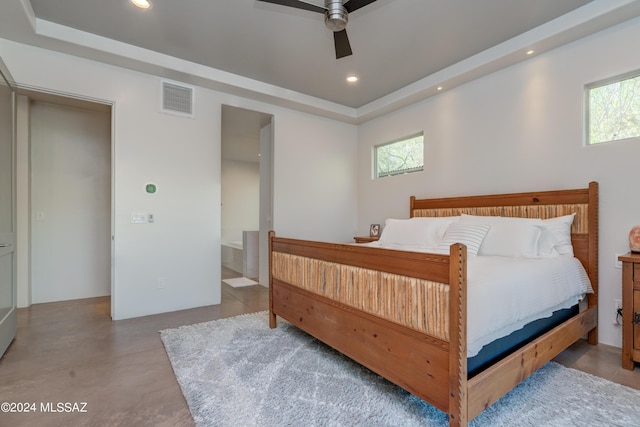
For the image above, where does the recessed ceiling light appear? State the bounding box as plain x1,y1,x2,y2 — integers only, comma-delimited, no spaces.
526,50,535,55
130,0,152,9
346,75,358,83
437,86,443,91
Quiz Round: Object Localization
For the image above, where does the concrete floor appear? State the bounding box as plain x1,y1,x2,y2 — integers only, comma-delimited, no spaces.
0,270,638,426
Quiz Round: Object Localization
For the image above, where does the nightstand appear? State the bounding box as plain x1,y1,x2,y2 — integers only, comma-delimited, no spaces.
353,236,379,243
619,252,640,370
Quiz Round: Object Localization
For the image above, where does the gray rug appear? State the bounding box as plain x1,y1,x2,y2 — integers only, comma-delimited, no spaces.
160,312,640,427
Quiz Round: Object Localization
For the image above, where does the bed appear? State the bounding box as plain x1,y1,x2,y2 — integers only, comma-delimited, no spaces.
268,182,598,426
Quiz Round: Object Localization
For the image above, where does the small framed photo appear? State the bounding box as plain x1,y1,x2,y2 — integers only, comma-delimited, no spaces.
369,224,381,237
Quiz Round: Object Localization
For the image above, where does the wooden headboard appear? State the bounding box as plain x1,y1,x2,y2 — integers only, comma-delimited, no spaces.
409,182,599,305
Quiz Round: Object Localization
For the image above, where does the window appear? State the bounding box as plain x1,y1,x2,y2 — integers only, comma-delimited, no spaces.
586,70,640,145
374,133,424,178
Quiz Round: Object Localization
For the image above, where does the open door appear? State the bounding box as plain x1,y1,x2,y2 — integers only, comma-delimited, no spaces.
0,58,16,358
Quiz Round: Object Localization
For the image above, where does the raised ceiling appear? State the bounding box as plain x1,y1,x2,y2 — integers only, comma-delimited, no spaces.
1,0,640,123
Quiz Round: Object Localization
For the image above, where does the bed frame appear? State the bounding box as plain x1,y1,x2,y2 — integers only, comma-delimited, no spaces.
268,182,598,426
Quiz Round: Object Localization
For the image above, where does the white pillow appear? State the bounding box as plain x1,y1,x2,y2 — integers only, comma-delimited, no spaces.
460,214,542,257
537,213,576,257
437,222,491,255
379,217,459,247
410,216,460,247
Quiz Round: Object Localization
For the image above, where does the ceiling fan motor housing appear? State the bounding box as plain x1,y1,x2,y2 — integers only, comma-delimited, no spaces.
324,0,348,32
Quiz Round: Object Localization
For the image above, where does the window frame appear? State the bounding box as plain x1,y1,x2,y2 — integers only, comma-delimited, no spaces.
585,69,640,146
373,132,425,179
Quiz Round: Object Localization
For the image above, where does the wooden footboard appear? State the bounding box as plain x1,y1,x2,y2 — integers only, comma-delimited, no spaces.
269,233,468,420
268,182,599,427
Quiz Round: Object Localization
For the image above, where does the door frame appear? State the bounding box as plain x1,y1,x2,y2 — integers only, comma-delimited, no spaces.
14,88,114,316
220,105,274,286
258,119,274,286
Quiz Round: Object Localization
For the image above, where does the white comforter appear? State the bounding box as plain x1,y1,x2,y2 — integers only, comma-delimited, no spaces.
363,242,593,357
464,255,592,356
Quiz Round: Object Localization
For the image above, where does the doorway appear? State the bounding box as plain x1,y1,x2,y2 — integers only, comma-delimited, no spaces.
28,96,112,304
221,105,273,286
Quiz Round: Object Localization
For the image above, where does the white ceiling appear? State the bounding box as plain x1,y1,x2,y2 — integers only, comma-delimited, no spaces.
24,0,597,108
1,0,640,123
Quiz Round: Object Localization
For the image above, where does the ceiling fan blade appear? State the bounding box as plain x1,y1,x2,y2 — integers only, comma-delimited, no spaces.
297,0,327,9
343,0,377,13
257,0,325,13
334,29,353,59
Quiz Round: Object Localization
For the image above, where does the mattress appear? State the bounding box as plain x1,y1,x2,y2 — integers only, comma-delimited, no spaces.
467,304,578,376
363,241,593,357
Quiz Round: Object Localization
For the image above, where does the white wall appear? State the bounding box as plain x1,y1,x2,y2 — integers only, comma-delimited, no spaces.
0,38,358,319
357,17,640,349
273,112,358,242
221,159,259,243
1,40,222,319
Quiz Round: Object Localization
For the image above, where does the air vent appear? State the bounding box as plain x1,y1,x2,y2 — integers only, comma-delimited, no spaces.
161,81,194,117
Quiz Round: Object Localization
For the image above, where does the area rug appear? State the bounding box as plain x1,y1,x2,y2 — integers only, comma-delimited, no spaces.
160,312,640,426
222,277,259,288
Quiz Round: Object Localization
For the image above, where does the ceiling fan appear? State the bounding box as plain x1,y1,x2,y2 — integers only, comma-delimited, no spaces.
257,0,378,59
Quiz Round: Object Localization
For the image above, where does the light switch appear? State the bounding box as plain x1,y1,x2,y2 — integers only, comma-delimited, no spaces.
131,212,149,224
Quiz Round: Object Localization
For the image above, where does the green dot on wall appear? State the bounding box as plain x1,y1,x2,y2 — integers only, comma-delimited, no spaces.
145,184,157,194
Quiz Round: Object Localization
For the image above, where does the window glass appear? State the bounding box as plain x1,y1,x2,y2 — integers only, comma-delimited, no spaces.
587,71,640,145
375,133,424,178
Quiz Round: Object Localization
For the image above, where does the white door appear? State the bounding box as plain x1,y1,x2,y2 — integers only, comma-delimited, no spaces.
0,60,16,357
